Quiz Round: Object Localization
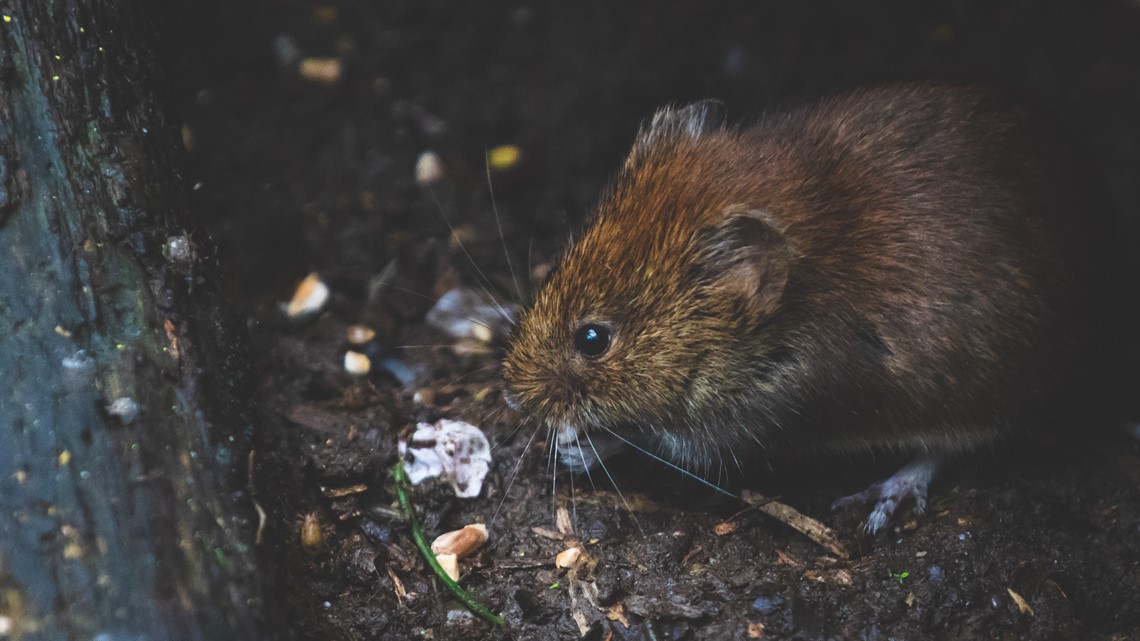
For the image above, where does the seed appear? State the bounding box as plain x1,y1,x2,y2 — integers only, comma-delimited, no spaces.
301,512,323,555
343,350,372,375
431,523,488,559
286,273,329,318
555,546,581,569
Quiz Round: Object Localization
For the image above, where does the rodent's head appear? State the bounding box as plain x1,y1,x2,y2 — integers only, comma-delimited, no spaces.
503,103,792,463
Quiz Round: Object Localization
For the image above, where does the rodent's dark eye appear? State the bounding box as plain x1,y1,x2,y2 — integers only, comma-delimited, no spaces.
573,324,611,358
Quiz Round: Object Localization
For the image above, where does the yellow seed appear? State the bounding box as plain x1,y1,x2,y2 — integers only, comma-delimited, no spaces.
58,450,71,466
488,145,520,171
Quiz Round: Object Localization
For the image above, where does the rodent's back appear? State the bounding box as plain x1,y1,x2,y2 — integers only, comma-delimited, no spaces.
504,84,1073,467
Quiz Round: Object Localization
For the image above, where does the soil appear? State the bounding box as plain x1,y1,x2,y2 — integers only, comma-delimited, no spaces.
166,1,1140,639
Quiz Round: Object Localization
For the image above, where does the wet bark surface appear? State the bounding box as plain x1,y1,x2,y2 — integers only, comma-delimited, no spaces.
171,1,1140,639
0,2,260,640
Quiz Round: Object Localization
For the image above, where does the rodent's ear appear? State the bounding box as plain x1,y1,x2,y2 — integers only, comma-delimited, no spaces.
634,100,726,150
701,207,790,322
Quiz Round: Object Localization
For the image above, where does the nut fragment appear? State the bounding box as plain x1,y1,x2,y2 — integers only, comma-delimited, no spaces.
286,273,329,318
301,512,323,555
344,350,372,375
436,553,460,581
555,546,582,569
299,57,342,84
345,324,377,345
431,523,488,559
415,151,445,186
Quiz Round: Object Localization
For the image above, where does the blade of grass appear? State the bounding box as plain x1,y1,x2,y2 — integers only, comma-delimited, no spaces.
392,461,505,626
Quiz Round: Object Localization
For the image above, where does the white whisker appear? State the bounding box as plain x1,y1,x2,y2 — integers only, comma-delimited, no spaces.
490,418,542,527
485,154,525,304
583,431,645,537
599,426,738,499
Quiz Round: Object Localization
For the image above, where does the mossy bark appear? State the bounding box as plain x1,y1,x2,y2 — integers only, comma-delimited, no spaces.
0,2,261,639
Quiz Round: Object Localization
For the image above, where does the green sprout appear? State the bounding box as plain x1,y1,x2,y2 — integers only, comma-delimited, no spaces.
892,570,910,584
392,461,504,626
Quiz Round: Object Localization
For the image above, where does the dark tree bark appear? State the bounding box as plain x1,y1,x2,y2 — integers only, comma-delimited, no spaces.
0,2,262,640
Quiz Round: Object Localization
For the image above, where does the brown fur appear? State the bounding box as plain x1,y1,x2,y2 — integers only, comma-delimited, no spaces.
502,84,1073,474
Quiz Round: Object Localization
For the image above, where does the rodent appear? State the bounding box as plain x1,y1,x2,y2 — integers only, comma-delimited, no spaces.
501,83,1083,532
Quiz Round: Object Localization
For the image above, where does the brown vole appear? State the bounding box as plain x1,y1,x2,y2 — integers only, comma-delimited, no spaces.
501,84,1079,532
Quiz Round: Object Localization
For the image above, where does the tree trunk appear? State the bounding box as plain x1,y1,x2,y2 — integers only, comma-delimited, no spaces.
0,2,262,639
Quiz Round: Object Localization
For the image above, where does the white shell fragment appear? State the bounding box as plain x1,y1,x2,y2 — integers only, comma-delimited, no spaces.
107,397,139,424
399,419,492,498
425,288,515,343
286,273,329,318
431,524,488,559
415,151,445,186
343,350,372,376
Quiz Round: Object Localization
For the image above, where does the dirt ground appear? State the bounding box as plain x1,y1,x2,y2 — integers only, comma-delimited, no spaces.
167,2,1140,639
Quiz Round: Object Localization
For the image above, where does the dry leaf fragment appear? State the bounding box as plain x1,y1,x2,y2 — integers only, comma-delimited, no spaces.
714,521,738,536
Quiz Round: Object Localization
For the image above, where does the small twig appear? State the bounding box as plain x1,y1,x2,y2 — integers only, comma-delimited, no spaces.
392,461,505,626
741,490,850,559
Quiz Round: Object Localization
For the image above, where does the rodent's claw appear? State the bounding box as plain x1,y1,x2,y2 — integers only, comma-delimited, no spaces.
831,456,939,534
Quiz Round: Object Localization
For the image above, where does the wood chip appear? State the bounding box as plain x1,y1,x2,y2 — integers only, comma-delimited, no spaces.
1008,588,1035,616
714,521,738,536
387,567,407,600
555,504,574,535
606,603,629,628
741,490,850,559
531,526,565,541
320,484,368,498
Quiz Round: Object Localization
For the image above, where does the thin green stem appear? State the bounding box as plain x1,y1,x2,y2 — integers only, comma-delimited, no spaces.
392,461,505,626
